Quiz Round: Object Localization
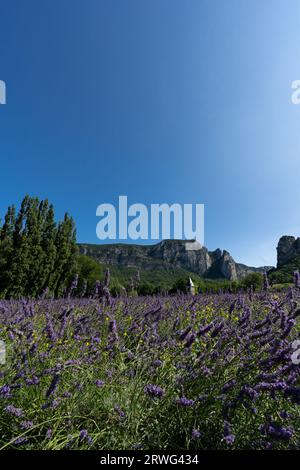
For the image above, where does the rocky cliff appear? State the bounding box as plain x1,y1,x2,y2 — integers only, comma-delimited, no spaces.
277,236,300,268
78,240,271,281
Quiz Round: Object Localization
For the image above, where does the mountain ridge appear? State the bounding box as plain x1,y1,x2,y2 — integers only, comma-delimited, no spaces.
78,239,272,281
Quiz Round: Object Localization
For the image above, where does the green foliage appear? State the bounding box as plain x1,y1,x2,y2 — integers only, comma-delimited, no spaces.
0,196,78,298
76,255,103,295
197,278,238,294
137,282,159,296
269,255,300,284
168,274,265,296
239,272,263,291
76,262,266,298
96,264,203,295
169,277,194,294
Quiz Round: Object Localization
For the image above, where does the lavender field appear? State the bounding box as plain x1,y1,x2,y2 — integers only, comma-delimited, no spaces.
1,280,300,450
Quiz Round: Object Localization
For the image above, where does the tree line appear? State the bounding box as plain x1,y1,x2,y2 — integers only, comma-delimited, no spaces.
0,196,78,298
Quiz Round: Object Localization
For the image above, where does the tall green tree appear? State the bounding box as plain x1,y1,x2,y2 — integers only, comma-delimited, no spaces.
0,195,78,298
40,202,57,292
0,205,16,295
8,196,31,297
51,213,78,297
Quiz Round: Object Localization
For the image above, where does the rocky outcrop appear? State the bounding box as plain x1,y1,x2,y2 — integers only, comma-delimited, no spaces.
219,250,238,280
148,240,212,275
78,240,270,281
277,236,300,268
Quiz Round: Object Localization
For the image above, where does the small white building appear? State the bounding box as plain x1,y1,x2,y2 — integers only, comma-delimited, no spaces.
189,277,196,295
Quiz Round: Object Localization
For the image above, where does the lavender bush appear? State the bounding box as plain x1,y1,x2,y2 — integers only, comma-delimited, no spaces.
0,286,300,450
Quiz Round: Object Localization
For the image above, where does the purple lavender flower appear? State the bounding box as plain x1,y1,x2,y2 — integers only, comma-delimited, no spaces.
45,374,60,398
250,328,270,339
281,319,295,339
114,405,125,419
184,332,196,348
223,420,235,446
224,434,235,445
196,394,208,402
197,321,214,336
144,384,165,398
0,384,11,398
14,436,28,445
255,381,286,392
284,386,300,404
221,379,236,394
95,379,105,388
265,423,293,440
79,429,93,446
293,270,300,289
25,376,40,386
79,429,88,440
201,366,212,376
109,319,117,334
51,398,61,409
175,397,195,407
20,420,33,430
210,321,225,338
179,325,192,341
5,405,24,418
192,428,201,439
45,311,57,342
241,385,259,402
153,359,163,368
59,308,72,338
127,350,134,360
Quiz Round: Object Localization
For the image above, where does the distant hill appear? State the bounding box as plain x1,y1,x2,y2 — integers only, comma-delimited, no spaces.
78,239,271,283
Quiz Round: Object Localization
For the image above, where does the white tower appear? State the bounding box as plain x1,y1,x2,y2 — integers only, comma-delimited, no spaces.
189,277,195,295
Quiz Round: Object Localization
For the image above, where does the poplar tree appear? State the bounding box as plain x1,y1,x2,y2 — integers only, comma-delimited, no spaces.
0,205,16,295
0,196,78,298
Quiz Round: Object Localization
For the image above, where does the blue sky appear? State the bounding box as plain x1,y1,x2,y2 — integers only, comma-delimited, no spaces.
1,0,300,267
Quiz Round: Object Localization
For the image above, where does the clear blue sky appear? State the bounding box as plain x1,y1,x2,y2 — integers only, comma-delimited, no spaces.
1,0,300,267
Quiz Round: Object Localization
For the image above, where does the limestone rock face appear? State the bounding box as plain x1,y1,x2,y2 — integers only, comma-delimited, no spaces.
277,236,300,268
149,239,211,275
78,239,271,281
219,250,238,281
